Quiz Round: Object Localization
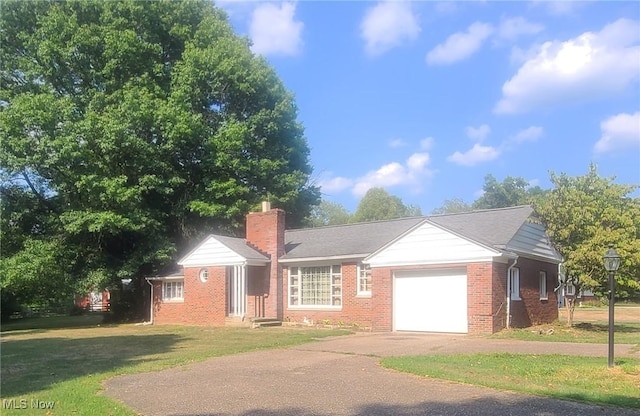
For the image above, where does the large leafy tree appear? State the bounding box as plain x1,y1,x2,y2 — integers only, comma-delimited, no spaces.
473,174,546,209
535,164,640,298
352,188,421,222
431,198,472,215
305,200,352,227
0,0,319,309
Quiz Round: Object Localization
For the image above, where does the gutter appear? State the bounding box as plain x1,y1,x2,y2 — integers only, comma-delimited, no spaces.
145,278,154,324
506,256,519,329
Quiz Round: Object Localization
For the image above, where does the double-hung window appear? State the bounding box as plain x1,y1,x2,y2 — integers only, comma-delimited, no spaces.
539,271,548,300
289,265,342,307
357,263,372,296
509,268,521,301
163,280,184,302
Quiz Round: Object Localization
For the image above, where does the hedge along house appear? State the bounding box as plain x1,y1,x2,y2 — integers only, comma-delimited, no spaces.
146,203,562,334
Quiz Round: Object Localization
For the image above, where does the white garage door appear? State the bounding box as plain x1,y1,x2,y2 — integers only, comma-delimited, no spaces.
394,268,468,333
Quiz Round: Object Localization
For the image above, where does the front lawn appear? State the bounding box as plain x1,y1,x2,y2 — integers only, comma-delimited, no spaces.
1,318,350,415
382,353,640,408
492,321,640,346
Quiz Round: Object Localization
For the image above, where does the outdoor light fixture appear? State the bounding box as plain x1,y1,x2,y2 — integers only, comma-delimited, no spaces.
603,245,621,368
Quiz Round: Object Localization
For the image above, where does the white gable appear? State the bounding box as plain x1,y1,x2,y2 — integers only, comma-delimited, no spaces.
366,221,499,267
178,236,246,267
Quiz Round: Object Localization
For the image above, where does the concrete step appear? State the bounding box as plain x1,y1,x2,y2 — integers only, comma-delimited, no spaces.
250,317,282,328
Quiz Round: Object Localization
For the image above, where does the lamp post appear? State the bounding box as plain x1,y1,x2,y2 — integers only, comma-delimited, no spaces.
603,245,621,368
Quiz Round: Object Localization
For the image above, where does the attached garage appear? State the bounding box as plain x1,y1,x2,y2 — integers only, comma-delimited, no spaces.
393,268,468,333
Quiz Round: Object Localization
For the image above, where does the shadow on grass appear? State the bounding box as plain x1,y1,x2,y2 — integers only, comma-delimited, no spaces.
1,313,106,333
169,395,639,415
1,332,183,397
575,322,640,334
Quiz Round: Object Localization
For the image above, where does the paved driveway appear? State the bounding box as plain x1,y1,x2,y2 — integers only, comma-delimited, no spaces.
104,333,639,416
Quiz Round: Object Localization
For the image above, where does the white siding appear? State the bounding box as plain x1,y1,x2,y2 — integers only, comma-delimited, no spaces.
507,222,562,263
178,236,246,267
367,221,498,267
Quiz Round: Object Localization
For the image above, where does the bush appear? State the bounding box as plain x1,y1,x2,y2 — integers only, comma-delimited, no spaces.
1,289,22,322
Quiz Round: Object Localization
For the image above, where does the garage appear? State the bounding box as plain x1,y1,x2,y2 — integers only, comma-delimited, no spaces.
393,268,468,333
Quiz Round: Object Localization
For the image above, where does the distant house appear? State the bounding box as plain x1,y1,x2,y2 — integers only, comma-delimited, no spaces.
75,290,110,312
146,203,561,334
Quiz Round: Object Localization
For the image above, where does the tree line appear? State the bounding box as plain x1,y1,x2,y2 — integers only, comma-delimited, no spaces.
309,166,640,301
1,1,637,320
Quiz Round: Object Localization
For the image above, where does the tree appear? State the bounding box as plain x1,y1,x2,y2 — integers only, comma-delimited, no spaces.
473,174,546,209
305,200,352,227
0,0,319,311
352,188,421,222
535,164,640,305
432,198,472,214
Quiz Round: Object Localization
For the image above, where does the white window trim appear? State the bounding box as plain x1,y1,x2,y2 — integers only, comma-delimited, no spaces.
510,268,521,301
539,271,548,300
566,284,576,296
162,280,184,302
357,263,372,297
288,265,342,309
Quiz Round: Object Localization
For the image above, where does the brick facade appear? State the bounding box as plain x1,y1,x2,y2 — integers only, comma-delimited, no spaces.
282,259,557,335
282,263,375,328
150,206,558,334
246,208,285,319
509,257,559,328
152,266,227,325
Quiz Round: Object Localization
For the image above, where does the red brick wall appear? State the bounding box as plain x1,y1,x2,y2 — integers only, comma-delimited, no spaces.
509,257,559,327
281,260,556,335
152,266,227,325
371,263,499,334
246,209,285,319
282,263,375,328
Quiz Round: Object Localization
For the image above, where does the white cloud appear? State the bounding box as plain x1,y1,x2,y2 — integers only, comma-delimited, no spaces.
510,126,544,144
426,22,494,65
319,175,353,193
495,18,640,114
360,1,420,56
447,144,501,166
595,112,640,154
497,17,544,41
449,125,542,166
250,3,303,56
466,124,491,142
406,152,430,172
389,138,408,148
420,137,434,150
352,152,434,196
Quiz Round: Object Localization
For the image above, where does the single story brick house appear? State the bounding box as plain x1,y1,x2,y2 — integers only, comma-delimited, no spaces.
147,203,561,334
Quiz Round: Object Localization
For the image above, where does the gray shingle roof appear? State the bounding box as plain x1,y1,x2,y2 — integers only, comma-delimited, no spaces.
282,217,424,260
282,205,558,261
428,205,534,249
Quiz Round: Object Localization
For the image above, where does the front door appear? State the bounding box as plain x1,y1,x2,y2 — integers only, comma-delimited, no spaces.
227,265,247,317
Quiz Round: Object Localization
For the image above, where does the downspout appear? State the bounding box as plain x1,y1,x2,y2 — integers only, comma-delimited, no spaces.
146,278,154,324
506,257,518,329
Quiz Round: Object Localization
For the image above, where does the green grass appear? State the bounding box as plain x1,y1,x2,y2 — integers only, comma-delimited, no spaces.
1,316,350,415
492,321,640,345
381,353,640,408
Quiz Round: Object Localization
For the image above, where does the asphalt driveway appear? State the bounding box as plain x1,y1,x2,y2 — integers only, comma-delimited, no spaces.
104,333,639,416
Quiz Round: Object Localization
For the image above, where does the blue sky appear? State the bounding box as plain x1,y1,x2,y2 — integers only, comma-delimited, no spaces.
218,1,640,213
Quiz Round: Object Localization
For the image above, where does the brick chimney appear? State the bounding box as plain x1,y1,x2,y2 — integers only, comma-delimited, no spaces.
246,203,285,318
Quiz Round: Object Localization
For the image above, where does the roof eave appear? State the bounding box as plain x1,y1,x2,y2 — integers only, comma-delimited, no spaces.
279,254,369,264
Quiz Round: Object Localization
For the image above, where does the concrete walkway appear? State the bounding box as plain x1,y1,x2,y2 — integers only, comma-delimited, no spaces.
104,333,639,416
